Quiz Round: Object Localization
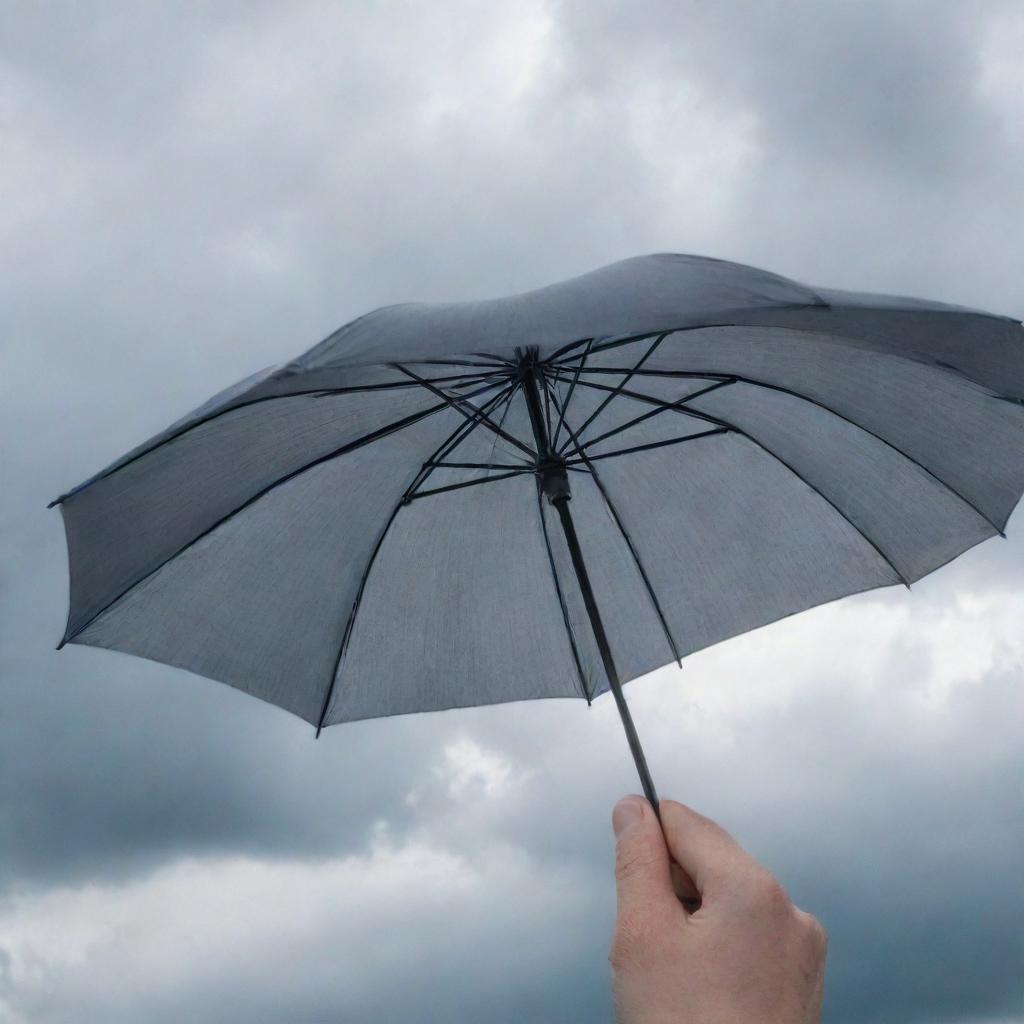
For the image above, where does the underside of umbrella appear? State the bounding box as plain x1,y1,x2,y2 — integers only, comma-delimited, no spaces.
52,254,1024,801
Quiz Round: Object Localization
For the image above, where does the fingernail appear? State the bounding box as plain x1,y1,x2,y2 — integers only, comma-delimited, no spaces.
612,796,645,837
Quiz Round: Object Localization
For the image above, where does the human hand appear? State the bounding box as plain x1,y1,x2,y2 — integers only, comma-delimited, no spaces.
610,796,827,1024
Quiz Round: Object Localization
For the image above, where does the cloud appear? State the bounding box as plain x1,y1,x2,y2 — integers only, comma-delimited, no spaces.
0,840,600,1024
2,582,1022,1023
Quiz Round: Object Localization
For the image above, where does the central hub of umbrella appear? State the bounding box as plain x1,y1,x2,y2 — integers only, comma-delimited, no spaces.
516,348,571,506
537,456,571,505
520,360,569,503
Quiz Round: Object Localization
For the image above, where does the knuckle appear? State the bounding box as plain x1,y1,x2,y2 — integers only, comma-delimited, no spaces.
802,912,829,952
791,907,828,952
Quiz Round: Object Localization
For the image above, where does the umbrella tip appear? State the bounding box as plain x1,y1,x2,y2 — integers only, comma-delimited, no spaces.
46,498,60,509
314,724,323,739
55,638,66,650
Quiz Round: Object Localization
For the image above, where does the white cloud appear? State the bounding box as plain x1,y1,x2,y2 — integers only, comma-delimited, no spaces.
977,8,1024,146
2,565,1020,1022
436,739,516,799
0,838,596,1024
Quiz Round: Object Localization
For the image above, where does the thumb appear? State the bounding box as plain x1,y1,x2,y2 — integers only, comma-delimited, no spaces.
611,796,675,912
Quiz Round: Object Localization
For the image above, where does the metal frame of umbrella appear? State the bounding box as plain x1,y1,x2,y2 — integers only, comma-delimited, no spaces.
268,336,692,806
309,334,778,809
50,255,1024,819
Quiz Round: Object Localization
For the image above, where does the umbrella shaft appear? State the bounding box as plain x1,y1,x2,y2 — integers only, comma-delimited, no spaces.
520,358,660,811
552,495,661,812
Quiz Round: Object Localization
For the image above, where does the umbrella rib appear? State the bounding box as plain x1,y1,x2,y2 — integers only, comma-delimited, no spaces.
429,461,530,470
550,316,825,364
554,306,1020,369
402,383,520,499
471,352,517,365
480,381,522,476
408,469,532,502
314,499,405,735
569,371,1005,536
57,390,504,650
547,335,596,364
544,376,683,666
315,384,517,733
563,366,733,383
407,387,534,501
569,378,912,587
534,476,591,702
554,332,661,363
551,338,592,451
447,371,512,391
565,428,729,463
572,366,732,377
568,333,669,445
392,364,537,459
554,376,735,456
541,369,553,440
47,372,499,508
553,327,708,366
404,358,516,369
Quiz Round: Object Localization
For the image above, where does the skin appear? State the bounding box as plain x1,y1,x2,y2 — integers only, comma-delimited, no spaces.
610,796,827,1024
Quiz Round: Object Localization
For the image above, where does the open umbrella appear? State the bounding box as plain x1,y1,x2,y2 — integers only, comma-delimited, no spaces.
51,254,1024,807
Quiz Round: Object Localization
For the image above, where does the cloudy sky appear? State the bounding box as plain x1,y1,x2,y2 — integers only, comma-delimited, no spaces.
2,2,1023,1022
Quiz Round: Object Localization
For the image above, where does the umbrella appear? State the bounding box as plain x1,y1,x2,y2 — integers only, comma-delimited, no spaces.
51,254,1024,807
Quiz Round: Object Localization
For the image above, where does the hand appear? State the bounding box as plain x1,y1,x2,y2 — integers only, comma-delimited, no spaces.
609,796,827,1024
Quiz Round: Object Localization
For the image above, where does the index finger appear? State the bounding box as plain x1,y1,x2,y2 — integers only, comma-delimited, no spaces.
659,799,765,901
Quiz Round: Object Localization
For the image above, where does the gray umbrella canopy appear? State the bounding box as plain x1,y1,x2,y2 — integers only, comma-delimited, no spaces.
53,254,1024,801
